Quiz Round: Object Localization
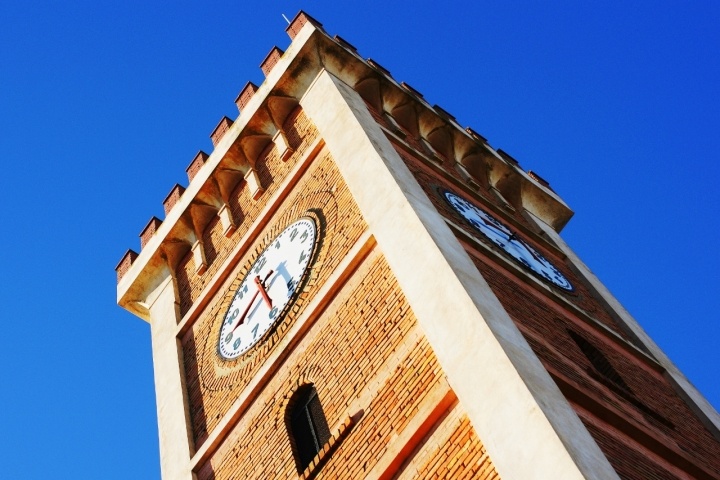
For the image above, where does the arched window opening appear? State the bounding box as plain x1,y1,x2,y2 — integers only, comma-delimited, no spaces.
568,329,630,393
567,329,675,429
288,384,331,471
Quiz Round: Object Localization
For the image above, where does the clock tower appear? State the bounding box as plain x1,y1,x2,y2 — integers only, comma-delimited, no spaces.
117,12,720,480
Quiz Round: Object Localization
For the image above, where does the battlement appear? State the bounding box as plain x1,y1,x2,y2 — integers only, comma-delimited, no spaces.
116,10,572,318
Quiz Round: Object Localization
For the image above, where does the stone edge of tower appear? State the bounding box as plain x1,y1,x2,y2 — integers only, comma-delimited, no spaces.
114,11,720,479
116,13,574,321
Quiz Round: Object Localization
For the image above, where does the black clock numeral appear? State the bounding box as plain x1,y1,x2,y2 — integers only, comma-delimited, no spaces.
251,324,259,339
298,251,307,264
469,217,485,231
238,284,248,300
274,240,281,249
490,238,505,248
269,306,279,320
299,230,308,243
225,332,233,343
289,228,299,241
254,256,267,274
286,278,296,296
233,338,242,349
226,308,239,324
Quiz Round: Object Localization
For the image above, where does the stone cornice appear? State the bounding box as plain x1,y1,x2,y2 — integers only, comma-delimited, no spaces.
117,12,573,319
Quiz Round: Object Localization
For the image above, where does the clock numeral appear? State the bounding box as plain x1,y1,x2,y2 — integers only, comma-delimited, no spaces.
218,219,318,359
226,308,239,324
286,278,297,296
490,218,505,230
238,284,248,301
469,217,485,231
254,256,267,274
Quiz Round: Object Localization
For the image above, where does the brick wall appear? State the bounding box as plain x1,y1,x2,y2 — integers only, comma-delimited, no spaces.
398,404,500,480
183,148,367,447
471,249,720,478
179,103,501,479
195,251,500,480
176,107,319,316
580,412,686,480
386,135,637,345
370,112,720,478
398,149,542,246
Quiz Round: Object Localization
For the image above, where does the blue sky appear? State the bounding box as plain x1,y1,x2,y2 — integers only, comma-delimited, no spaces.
1,1,717,478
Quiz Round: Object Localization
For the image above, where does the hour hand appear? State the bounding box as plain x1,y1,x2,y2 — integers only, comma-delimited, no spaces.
255,270,274,308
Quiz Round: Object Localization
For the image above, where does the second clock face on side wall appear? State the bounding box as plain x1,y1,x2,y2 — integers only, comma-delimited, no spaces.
217,218,317,360
443,190,573,292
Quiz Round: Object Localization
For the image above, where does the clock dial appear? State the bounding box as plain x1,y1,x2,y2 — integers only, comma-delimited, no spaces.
443,190,573,291
218,218,317,359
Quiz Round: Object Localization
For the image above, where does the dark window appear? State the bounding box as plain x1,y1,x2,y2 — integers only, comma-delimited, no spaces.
567,329,675,429
568,330,631,393
288,384,331,471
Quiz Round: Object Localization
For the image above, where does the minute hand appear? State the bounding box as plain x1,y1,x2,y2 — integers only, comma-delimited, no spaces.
233,270,274,332
255,273,273,308
507,235,543,263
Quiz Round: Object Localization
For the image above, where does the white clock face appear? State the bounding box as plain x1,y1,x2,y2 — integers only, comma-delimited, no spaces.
443,190,573,291
218,218,317,359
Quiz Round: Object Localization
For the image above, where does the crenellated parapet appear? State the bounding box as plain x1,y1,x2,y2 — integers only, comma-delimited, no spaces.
116,10,573,320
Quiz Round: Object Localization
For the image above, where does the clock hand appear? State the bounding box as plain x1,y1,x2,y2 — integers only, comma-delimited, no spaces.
255,271,274,308
498,231,517,247
525,243,542,262
506,232,545,264
479,216,511,238
508,234,543,262
233,290,259,332
232,270,274,332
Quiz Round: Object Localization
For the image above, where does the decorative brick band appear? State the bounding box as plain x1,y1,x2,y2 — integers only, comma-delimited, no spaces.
163,184,186,215
186,151,209,182
210,116,234,147
433,104,457,122
235,81,258,112
286,11,323,40
400,81,423,99
465,127,487,144
140,216,162,248
367,59,391,78
528,170,551,189
260,47,284,77
333,35,357,53
115,249,138,283
497,148,520,166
